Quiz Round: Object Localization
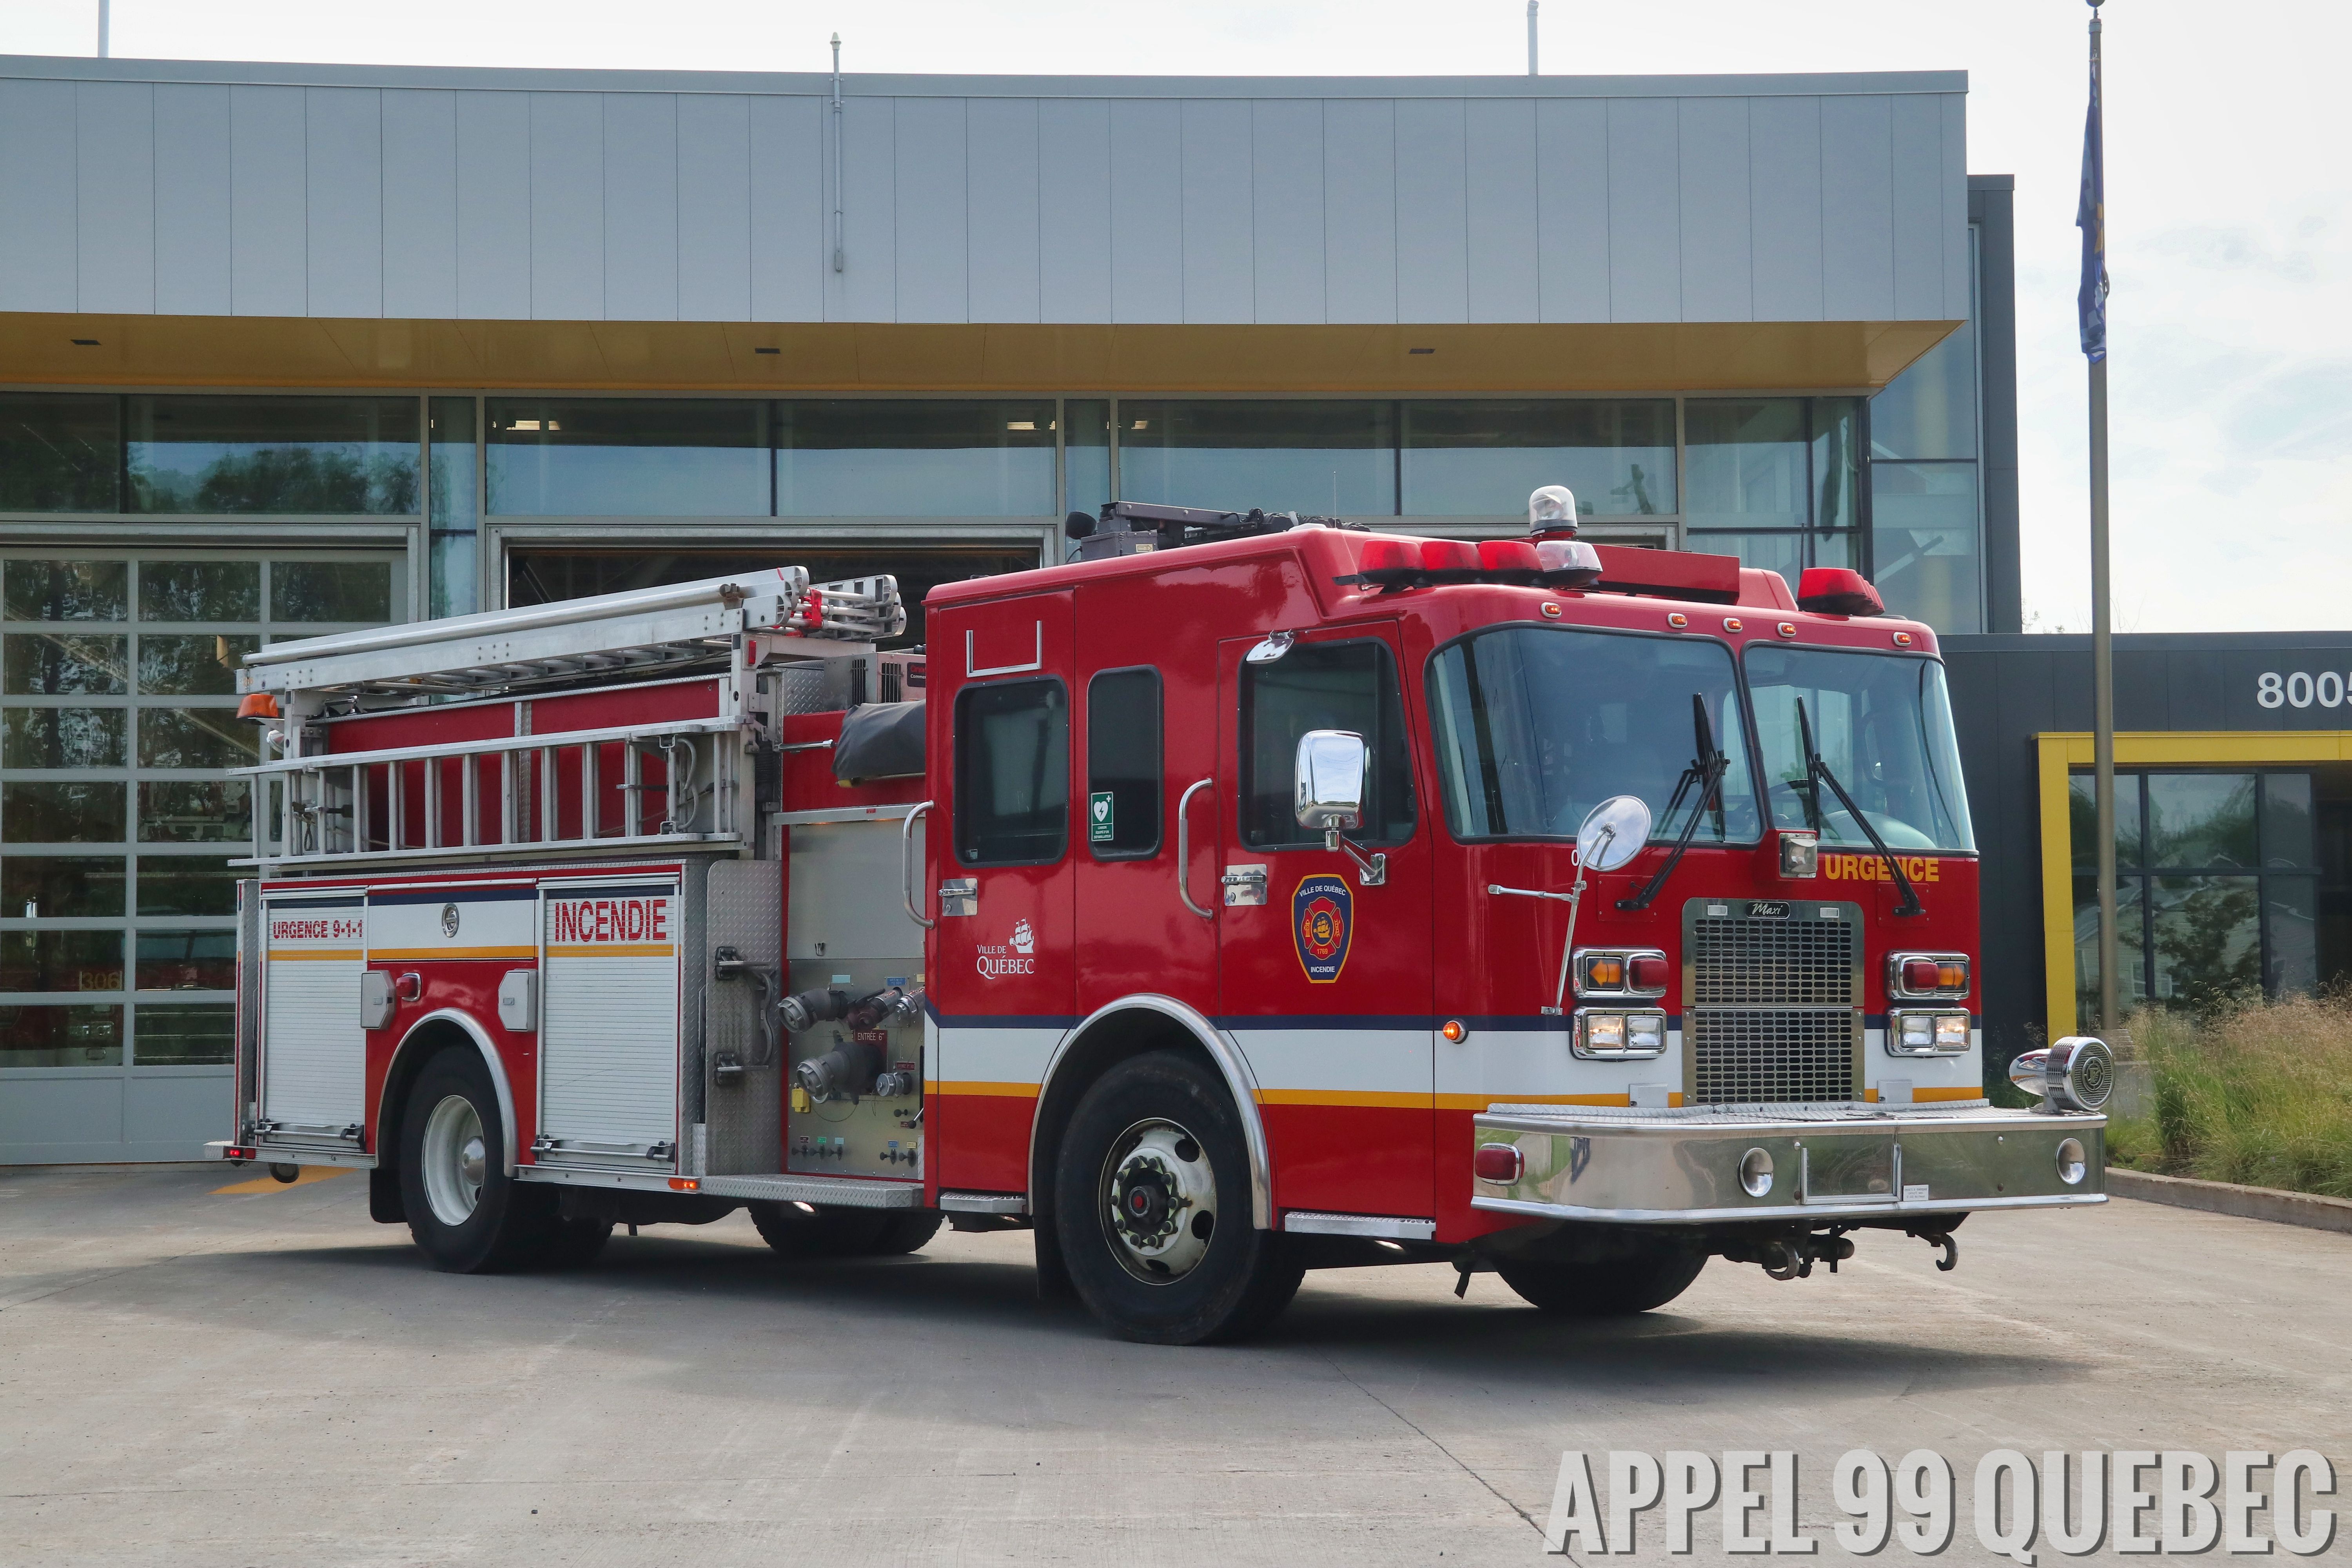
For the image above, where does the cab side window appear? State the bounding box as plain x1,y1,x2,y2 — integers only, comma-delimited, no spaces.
953,679,1069,866
1240,639,1416,849
1086,667,1162,860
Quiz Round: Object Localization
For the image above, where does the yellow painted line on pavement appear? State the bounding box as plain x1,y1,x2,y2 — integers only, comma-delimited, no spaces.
213,1166,356,1195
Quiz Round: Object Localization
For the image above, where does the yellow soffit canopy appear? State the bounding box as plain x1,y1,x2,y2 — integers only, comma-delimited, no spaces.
2,314,1957,394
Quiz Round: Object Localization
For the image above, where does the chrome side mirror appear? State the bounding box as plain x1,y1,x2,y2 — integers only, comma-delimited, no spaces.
1575,795,1653,872
1294,730,1368,833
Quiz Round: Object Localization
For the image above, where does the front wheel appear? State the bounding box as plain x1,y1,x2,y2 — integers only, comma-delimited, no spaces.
1492,1243,1706,1316
1054,1051,1301,1345
397,1047,555,1273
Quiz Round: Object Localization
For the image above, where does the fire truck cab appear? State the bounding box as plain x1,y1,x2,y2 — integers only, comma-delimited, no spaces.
220,496,2109,1345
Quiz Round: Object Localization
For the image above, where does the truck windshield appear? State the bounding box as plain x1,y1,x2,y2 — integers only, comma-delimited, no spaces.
1745,645,1975,852
1428,626,1759,844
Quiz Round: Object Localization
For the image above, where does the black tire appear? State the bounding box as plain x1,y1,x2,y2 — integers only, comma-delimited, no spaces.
1492,1243,1706,1316
1054,1050,1303,1345
748,1201,938,1258
397,1046,556,1273
536,1214,614,1269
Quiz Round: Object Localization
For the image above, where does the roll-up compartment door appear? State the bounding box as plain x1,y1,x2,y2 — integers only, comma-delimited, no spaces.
537,879,682,1165
260,894,368,1142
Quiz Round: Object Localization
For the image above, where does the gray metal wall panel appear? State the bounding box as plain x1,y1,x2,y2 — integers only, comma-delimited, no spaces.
75,81,154,314
677,94,751,322
1675,97,1751,323
892,96,968,324
1888,92,1944,320
965,96,1040,325
676,94,750,322
602,92,679,321
304,87,381,318
1465,98,1537,325
1321,98,1396,325
1534,97,1609,324
529,92,604,320
1109,98,1182,325
456,91,529,319
229,85,307,316
1818,94,1895,321
0,79,76,312
748,93,822,323
1178,100,1254,323
152,84,232,316
1393,98,1468,323
1941,94,1971,321
833,94,896,321
1746,95,1823,323
1248,99,1324,325
381,88,457,319
1037,97,1112,324
1604,98,1679,323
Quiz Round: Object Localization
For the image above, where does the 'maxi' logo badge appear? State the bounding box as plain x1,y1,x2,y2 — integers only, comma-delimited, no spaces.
1291,875,1353,984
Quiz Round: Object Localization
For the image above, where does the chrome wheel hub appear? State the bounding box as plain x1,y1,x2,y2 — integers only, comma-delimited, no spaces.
421,1093,487,1227
1102,1119,1217,1284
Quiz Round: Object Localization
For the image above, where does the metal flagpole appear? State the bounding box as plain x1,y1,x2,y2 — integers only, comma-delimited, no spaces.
2082,0,2118,1034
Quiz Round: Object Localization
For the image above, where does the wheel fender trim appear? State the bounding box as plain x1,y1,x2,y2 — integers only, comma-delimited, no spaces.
383,1009,520,1177
1029,994,1274,1230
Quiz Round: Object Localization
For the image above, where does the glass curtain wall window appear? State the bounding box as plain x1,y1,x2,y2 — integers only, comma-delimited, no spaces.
1116,401,1396,518
127,396,421,515
2069,769,2326,1015
1683,399,1862,581
776,401,1055,517
1399,400,1676,517
1868,230,1984,632
0,556,401,1069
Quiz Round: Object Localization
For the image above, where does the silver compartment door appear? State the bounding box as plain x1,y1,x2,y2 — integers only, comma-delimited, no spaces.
537,878,682,1165
259,894,368,1141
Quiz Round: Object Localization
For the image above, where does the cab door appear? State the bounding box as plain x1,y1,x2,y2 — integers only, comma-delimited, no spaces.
1215,626,1434,1222
925,592,1077,1193
1071,574,1218,1023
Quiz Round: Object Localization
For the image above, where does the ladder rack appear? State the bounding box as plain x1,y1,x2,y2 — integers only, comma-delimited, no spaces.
237,565,905,873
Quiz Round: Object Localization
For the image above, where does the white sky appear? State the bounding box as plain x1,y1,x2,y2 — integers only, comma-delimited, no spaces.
5,0,2348,634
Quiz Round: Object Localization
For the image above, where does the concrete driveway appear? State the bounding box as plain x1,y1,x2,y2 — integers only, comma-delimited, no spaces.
0,1164,2344,1565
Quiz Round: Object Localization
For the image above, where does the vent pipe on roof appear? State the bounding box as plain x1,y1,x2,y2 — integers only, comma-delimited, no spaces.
830,34,846,273
97,0,111,58
1527,1,1538,75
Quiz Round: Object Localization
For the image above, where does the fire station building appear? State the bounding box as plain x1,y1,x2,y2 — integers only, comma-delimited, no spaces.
1,52,2336,1163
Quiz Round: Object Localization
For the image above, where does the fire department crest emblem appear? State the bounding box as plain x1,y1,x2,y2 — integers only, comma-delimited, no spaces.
1291,875,1352,984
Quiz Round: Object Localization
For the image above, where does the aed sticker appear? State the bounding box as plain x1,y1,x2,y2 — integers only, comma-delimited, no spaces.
1089,789,1115,844
1292,874,1353,984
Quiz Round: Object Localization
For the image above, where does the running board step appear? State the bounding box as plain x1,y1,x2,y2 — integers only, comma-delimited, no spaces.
695,1173,922,1209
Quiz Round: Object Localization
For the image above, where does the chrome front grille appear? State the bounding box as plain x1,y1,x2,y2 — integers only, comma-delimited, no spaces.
1686,899,1862,1104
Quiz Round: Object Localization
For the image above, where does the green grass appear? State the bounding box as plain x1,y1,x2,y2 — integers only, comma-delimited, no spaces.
2102,993,2352,1200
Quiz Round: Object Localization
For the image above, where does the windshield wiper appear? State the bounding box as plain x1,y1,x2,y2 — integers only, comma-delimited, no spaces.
1618,694,1728,912
1797,697,1923,917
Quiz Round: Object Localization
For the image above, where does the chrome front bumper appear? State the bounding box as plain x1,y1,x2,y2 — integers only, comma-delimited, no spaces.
1470,1102,2105,1225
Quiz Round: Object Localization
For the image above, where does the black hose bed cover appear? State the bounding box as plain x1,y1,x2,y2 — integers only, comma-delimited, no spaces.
832,701,926,783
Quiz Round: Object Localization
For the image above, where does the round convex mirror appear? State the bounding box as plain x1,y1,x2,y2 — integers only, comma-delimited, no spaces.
1575,795,1653,872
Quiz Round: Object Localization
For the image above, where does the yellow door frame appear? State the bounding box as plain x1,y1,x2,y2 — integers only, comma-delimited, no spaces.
2036,729,2352,1036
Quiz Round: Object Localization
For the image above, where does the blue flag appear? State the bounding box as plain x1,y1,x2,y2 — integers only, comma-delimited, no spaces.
2077,27,2109,361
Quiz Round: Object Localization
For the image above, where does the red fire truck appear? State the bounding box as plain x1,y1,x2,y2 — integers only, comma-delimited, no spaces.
218,494,2111,1345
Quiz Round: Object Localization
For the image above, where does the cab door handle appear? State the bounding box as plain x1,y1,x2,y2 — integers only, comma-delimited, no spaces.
1175,778,1214,921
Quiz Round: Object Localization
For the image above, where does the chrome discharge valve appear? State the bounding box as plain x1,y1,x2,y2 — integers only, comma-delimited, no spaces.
2007,1035,2115,1114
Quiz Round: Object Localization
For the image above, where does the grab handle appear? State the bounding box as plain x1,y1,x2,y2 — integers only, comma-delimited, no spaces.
901,800,935,929
1176,778,1214,922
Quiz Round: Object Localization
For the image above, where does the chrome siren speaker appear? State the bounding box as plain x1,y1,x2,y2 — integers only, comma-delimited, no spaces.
2007,1035,2115,1113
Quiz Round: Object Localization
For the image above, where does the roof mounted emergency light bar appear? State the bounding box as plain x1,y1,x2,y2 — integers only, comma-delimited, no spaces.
237,566,905,702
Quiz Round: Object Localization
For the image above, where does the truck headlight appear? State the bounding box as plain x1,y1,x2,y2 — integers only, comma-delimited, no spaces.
1572,1007,1667,1059
1889,1009,1971,1056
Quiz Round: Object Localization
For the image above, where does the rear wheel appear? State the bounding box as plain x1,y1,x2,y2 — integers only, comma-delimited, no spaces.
397,1047,555,1273
1492,1242,1706,1316
748,1202,941,1258
1054,1051,1301,1345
